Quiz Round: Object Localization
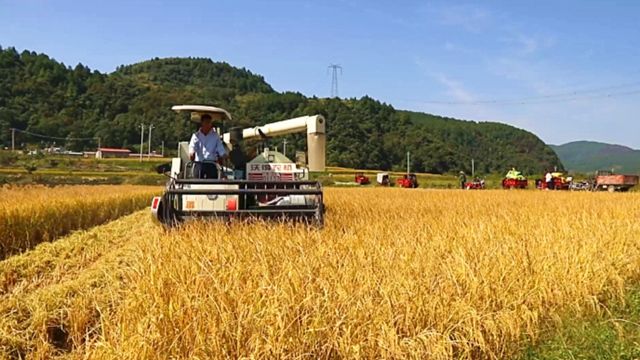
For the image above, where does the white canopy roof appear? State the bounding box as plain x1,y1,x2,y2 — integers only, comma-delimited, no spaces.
171,105,232,121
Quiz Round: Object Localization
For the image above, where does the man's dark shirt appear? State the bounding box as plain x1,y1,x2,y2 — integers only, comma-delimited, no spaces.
229,147,247,170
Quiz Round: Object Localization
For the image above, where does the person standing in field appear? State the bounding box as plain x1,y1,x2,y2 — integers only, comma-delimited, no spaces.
459,171,467,189
545,171,554,190
189,113,227,179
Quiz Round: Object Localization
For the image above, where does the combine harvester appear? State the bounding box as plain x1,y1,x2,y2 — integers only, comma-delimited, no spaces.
151,105,325,227
535,172,571,190
354,172,370,185
396,173,419,188
465,177,486,190
376,172,390,186
501,168,528,189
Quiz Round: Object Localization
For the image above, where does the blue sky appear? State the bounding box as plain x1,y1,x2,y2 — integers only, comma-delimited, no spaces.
1,0,639,147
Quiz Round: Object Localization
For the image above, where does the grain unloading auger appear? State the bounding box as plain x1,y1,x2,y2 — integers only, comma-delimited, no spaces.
151,105,326,227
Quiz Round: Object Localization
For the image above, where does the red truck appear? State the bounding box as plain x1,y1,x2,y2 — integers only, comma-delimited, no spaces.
593,171,639,192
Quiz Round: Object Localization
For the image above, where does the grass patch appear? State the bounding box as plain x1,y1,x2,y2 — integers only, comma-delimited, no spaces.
521,285,640,359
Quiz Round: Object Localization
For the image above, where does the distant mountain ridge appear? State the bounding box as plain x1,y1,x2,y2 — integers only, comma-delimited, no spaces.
551,141,640,174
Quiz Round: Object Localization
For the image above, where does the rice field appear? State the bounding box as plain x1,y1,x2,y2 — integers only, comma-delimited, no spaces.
1,188,640,359
0,185,160,259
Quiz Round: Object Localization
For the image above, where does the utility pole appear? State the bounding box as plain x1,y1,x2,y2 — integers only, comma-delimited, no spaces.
471,159,475,177
406,151,411,174
283,139,287,157
147,124,154,159
328,64,342,98
139,124,145,162
161,141,164,157
11,128,15,151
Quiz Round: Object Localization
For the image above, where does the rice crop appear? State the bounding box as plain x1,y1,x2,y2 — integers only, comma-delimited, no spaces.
0,185,159,259
1,188,639,359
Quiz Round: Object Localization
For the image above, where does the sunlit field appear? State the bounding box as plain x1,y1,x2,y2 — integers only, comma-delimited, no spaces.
0,185,160,259
1,188,639,359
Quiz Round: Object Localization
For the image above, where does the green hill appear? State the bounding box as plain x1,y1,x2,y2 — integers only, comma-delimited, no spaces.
0,46,562,174
551,141,640,174
401,111,561,175
116,57,273,93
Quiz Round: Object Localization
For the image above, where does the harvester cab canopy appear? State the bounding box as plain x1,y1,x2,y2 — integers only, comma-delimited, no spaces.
171,105,232,123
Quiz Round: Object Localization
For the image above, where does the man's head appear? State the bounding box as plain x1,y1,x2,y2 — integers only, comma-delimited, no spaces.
199,112,225,134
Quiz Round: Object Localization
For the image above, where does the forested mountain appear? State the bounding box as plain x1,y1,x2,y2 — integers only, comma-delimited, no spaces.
551,141,640,174
0,46,562,174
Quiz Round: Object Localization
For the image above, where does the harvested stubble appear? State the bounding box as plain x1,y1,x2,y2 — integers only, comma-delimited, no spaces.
0,185,159,259
1,188,640,359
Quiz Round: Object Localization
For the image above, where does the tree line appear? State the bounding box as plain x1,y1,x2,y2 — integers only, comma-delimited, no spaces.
0,46,562,174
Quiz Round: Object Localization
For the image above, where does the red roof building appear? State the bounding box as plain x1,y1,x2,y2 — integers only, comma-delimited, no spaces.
95,147,132,158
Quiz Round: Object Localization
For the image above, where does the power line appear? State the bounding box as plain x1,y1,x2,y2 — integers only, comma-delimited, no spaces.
403,80,640,105
458,88,640,105
328,64,342,98
10,128,99,141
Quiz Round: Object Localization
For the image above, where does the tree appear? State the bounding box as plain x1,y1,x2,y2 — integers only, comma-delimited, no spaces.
0,47,564,173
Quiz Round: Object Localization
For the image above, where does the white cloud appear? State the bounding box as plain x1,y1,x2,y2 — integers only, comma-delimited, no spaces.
516,34,539,55
406,11,640,147
430,4,492,33
442,41,476,55
434,73,476,103
501,33,556,56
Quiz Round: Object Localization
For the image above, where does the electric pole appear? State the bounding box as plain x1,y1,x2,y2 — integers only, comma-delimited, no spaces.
471,159,475,177
161,140,164,157
11,128,15,151
283,139,287,157
328,64,342,98
148,124,154,159
407,151,411,174
139,124,145,162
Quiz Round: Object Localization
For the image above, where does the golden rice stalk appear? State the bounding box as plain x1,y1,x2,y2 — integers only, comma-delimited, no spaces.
1,189,640,359
0,185,159,259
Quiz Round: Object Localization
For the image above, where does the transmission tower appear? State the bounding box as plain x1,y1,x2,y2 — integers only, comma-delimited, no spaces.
328,64,342,98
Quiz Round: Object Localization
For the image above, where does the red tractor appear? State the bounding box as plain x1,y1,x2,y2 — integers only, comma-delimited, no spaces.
396,173,419,188
465,178,486,190
354,172,370,185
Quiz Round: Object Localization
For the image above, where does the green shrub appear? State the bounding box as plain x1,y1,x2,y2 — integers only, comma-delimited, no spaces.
0,151,19,166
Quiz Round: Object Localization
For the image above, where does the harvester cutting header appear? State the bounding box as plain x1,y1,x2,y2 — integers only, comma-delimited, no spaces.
151,105,326,226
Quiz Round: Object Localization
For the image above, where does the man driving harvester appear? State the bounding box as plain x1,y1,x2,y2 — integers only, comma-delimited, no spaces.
188,113,228,179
